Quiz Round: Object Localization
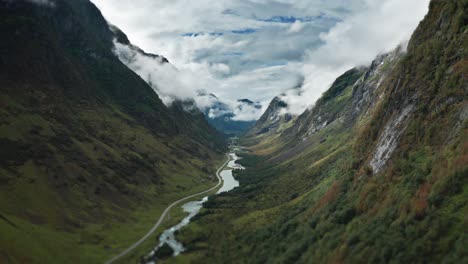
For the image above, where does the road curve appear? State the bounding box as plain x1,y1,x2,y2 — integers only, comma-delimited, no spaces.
105,154,231,264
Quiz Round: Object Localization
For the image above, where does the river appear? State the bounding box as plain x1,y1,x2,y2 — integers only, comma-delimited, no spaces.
143,150,244,263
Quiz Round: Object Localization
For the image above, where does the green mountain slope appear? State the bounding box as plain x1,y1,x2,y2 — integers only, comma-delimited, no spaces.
171,1,467,263
0,0,226,263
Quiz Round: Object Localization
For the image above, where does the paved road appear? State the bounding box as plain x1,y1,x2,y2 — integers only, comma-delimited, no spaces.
105,154,231,264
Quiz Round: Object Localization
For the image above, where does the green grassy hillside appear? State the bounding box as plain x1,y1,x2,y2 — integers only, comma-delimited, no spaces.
0,0,226,263
169,1,467,263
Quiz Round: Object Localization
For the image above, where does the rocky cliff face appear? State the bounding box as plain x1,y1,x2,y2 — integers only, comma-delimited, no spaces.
288,67,367,140
354,0,467,175
348,46,405,122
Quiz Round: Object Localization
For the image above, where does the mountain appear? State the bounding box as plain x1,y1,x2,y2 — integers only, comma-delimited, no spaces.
286,67,368,138
245,96,295,143
110,24,228,146
237,99,262,109
0,0,225,263
169,1,467,263
248,46,404,148
201,94,259,136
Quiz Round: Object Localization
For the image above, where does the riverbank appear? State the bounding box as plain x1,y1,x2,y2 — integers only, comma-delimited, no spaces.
103,154,229,264
142,149,244,263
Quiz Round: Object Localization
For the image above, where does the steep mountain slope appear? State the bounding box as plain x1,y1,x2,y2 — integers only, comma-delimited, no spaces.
170,1,467,263
245,46,404,153
0,0,225,263
287,68,368,138
111,25,227,147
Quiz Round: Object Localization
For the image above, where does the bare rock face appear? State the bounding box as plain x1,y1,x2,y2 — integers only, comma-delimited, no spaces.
282,47,403,143
369,104,414,174
348,46,405,122
245,47,405,155
280,67,367,142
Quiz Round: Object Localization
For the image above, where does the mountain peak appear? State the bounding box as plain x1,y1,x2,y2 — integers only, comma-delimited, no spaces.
246,96,293,137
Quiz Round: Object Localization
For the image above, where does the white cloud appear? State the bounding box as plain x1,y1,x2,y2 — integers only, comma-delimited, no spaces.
232,104,266,121
288,21,304,33
208,108,230,119
282,0,430,114
113,41,218,109
93,0,430,119
113,41,267,121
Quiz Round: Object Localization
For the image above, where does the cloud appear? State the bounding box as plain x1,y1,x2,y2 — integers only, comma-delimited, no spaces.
91,0,344,102
93,0,430,119
113,41,216,108
113,41,266,121
288,21,304,33
232,103,266,121
281,0,431,114
208,108,230,119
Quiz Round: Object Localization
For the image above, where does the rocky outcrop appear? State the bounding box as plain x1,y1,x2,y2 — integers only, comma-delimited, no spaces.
348,46,405,122
369,104,414,173
247,96,293,136
289,68,367,140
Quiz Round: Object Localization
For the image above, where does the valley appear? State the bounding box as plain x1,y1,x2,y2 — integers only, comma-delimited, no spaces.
106,152,231,264
0,0,466,263
140,147,243,264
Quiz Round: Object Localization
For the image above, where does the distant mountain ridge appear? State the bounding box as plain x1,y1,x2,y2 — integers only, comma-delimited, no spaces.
237,99,262,109
202,95,259,136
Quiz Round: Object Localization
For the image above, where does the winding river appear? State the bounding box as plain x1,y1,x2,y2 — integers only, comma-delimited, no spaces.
144,150,244,262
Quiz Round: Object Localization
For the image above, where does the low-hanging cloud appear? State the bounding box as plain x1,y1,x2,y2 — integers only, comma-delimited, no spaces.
113,41,265,121
114,41,214,108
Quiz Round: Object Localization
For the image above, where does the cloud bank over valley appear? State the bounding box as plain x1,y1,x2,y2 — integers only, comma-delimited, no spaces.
92,0,430,120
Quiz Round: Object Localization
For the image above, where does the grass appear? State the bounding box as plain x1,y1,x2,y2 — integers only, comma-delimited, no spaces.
0,93,226,263
0,153,225,264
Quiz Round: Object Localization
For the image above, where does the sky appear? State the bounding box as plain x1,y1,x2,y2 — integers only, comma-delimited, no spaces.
91,0,430,121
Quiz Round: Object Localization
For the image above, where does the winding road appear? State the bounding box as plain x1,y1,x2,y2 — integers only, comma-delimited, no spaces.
105,154,231,264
